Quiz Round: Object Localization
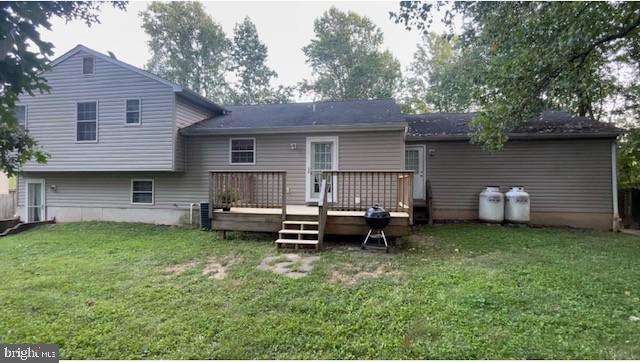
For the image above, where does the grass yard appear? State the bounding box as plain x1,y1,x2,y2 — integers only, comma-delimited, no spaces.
0,222,639,359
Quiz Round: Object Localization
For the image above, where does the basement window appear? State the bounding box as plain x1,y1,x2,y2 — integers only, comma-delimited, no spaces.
229,138,256,165
131,179,154,205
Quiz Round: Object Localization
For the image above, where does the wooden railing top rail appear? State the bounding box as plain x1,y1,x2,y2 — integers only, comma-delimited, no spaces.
208,170,287,173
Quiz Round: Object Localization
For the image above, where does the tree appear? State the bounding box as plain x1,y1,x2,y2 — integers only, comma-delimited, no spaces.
140,1,231,103
402,33,476,113
302,7,402,100
229,17,291,105
0,1,126,176
392,2,640,150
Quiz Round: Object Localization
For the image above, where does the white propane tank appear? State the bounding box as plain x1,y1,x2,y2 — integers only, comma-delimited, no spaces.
505,186,530,223
479,186,504,223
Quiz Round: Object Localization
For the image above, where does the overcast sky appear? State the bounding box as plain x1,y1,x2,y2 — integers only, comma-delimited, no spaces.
41,1,447,99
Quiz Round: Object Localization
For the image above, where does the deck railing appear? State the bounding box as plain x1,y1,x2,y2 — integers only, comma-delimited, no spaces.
321,170,413,222
318,179,329,249
209,171,287,220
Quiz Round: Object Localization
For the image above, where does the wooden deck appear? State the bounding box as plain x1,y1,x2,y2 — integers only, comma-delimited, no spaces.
212,204,411,241
209,170,414,249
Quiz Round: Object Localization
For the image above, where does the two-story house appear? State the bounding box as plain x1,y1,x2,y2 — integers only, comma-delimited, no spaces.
16,45,622,245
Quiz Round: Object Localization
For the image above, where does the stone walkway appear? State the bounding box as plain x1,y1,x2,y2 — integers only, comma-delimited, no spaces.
257,253,320,278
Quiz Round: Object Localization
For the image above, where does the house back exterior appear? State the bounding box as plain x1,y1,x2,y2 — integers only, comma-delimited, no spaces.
15,45,622,230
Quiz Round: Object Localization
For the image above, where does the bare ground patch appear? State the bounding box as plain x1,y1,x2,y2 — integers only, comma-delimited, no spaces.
164,260,199,275
202,256,239,280
329,262,401,286
257,253,320,278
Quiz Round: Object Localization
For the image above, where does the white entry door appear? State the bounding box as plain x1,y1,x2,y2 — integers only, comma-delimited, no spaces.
306,136,338,202
405,146,425,200
25,179,45,222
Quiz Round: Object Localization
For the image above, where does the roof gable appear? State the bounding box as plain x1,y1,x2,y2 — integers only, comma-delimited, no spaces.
48,45,225,114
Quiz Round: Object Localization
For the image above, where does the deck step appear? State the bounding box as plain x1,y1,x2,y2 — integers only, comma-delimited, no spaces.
278,229,319,235
275,238,319,245
283,220,319,226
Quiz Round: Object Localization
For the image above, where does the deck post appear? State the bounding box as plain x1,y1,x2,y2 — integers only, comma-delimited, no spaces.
281,172,287,222
408,172,414,225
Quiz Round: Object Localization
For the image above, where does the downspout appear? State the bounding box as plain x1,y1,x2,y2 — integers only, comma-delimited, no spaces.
611,141,620,231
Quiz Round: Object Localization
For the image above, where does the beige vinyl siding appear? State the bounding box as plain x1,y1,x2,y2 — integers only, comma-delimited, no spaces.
174,96,212,171
19,50,176,171
18,130,405,209
415,138,613,214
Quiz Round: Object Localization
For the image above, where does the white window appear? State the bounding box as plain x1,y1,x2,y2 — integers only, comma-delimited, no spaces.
82,56,95,75
229,138,255,165
76,101,97,142
125,99,141,125
131,179,154,205
15,105,27,129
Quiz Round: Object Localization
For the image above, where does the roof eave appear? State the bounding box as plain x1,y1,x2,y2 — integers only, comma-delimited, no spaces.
176,90,226,114
406,131,623,141
181,122,408,136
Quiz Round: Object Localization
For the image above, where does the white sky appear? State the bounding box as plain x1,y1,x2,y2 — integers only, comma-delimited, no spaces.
41,0,446,99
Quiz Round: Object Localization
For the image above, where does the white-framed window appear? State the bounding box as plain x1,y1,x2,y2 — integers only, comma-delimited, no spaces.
125,99,141,125
82,55,95,75
131,179,154,205
15,105,27,129
76,101,98,142
229,138,256,165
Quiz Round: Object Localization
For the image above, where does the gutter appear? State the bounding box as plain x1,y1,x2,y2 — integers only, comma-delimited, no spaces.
406,132,623,141
180,122,408,136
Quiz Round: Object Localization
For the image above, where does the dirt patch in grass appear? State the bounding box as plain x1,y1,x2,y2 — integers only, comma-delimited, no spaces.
202,256,239,280
329,262,401,286
258,253,320,278
164,260,199,275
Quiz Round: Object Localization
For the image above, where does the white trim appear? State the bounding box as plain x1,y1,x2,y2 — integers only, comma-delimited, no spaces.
181,123,408,136
612,141,620,231
305,136,339,203
124,98,142,126
75,100,99,143
16,104,27,129
81,55,95,76
405,145,426,200
24,178,45,223
131,178,155,205
229,137,256,165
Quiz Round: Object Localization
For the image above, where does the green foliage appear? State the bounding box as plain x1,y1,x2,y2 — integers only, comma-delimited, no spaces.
618,128,640,189
229,17,292,105
218,187,239,204
392,2,640,150
402,33,476,113
302,7,402,100
141,1,232,103
1,222,640,358
0,1,125,176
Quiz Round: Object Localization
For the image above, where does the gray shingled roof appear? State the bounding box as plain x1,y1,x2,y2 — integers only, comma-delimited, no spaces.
181,98,405,134
406,111,623,139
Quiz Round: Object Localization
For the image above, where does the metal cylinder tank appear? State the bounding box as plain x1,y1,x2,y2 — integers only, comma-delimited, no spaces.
479,186,504,223
505,186,530,223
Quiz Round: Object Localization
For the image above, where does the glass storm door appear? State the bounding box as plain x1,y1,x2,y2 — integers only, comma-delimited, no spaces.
405,146,425,200
26,179,45,222
306,137,337,202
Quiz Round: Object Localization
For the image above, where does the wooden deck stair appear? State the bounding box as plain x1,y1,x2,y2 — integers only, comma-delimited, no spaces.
276,220,319,250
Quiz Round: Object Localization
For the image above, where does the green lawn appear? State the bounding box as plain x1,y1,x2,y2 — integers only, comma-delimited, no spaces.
0,222,639,359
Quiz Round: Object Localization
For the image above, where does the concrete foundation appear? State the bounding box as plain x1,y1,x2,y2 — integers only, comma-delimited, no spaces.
17,206,200,226
432,209,613,230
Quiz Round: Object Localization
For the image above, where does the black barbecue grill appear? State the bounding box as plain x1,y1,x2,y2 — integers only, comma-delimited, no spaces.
362,204,391,253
